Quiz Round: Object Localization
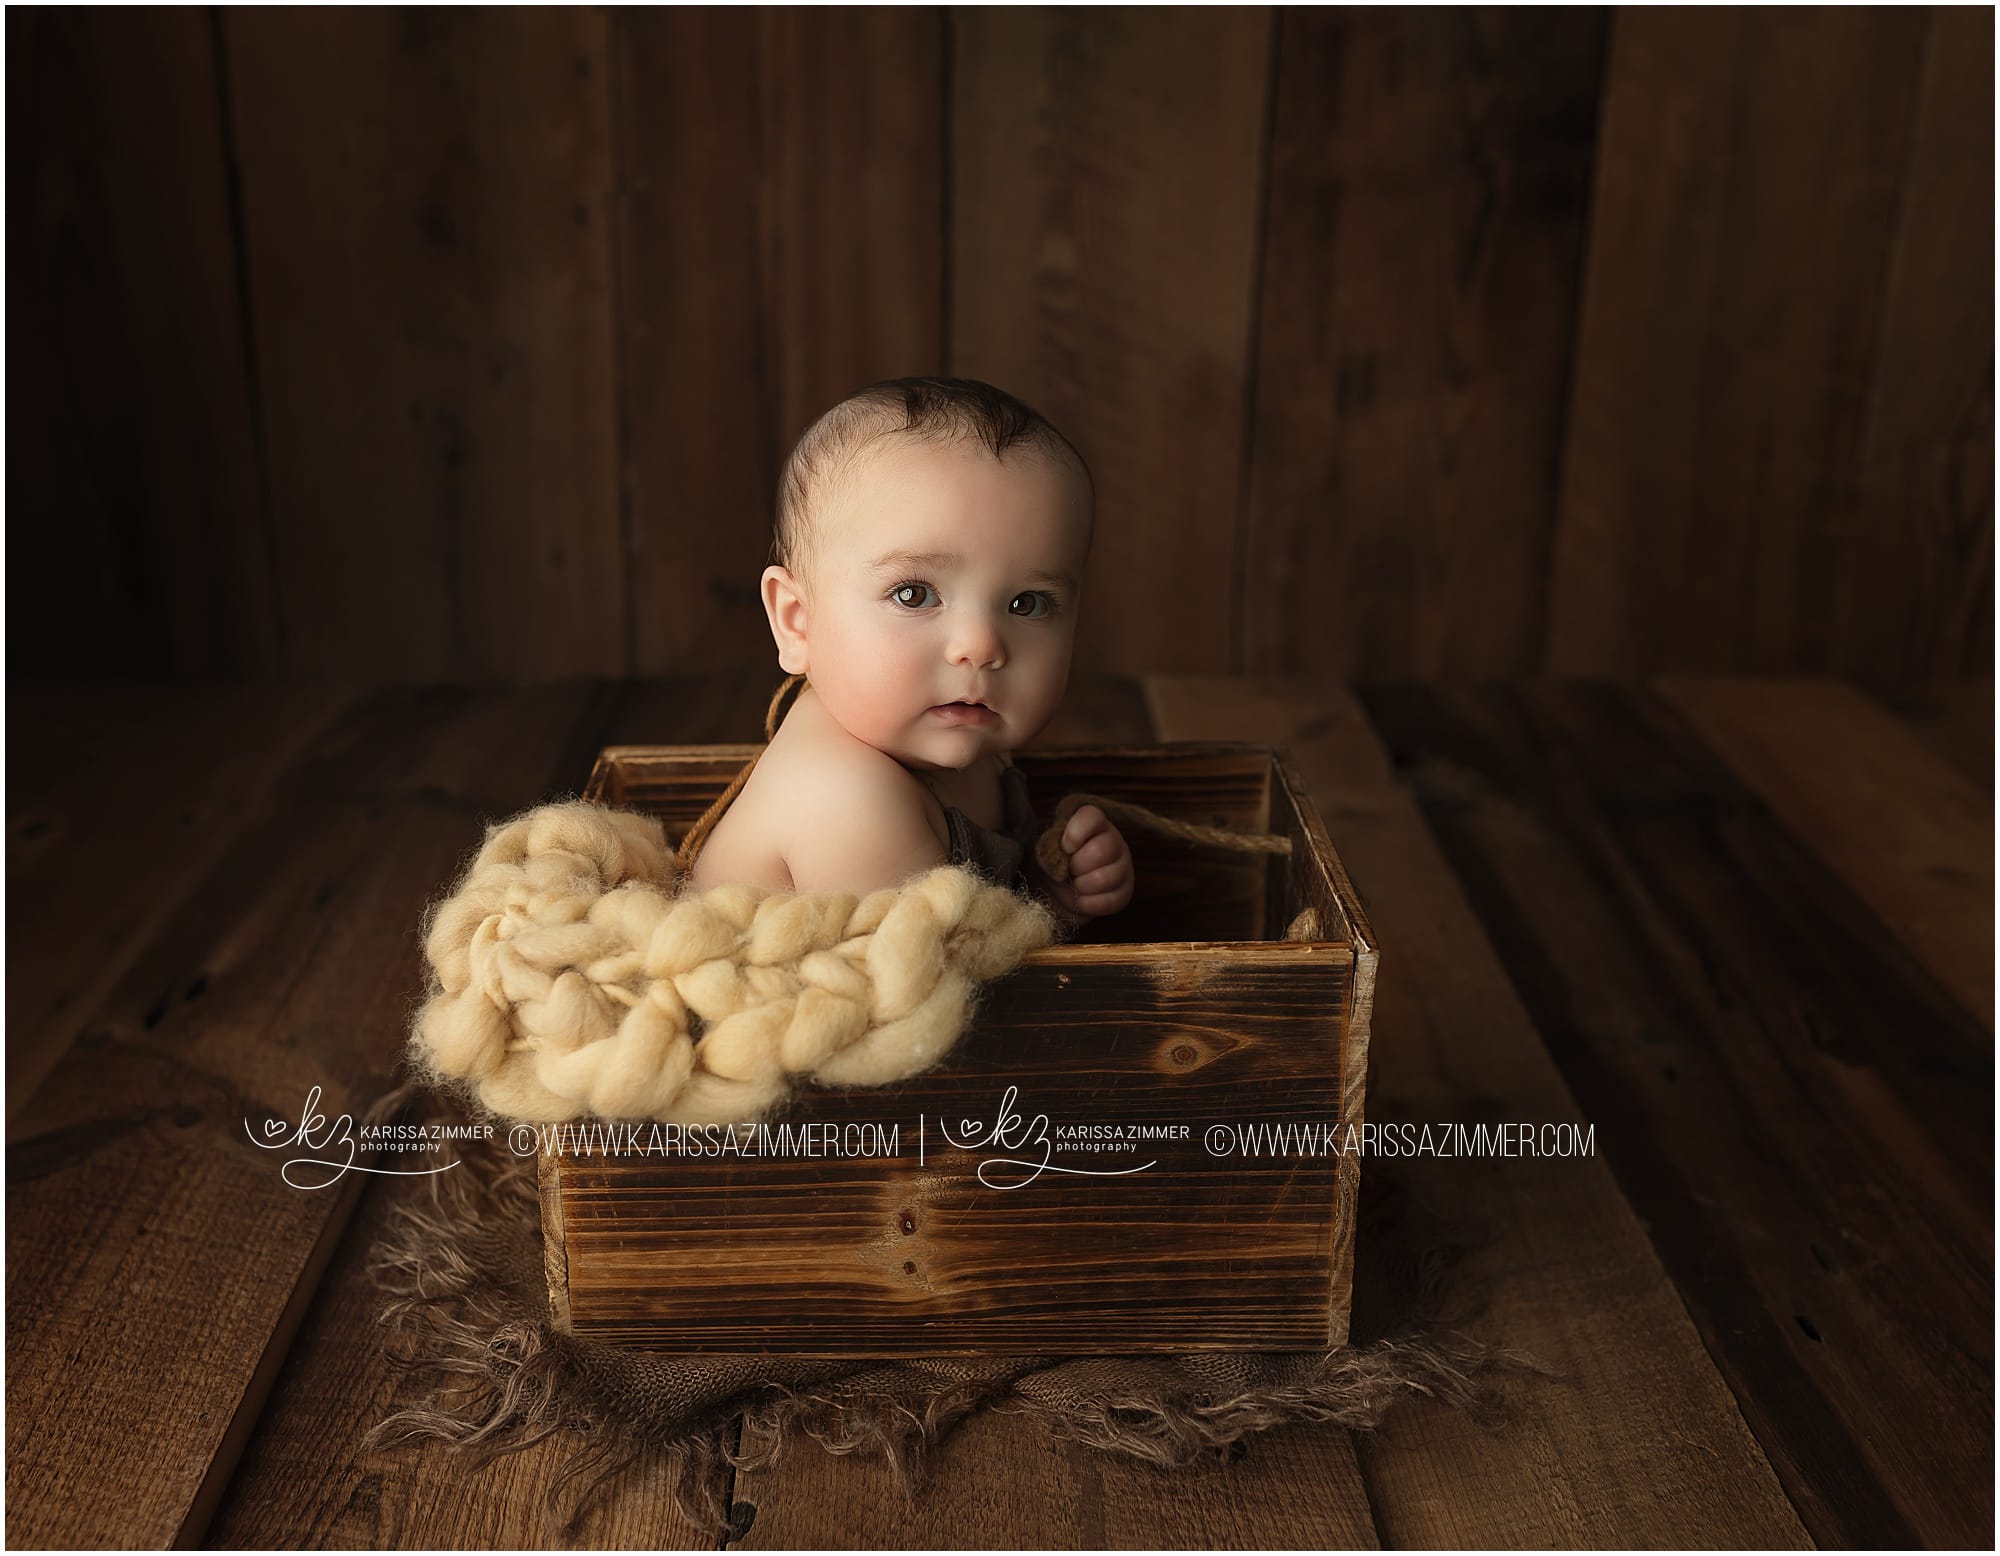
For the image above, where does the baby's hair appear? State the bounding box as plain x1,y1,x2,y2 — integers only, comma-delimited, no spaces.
773,376,1094,580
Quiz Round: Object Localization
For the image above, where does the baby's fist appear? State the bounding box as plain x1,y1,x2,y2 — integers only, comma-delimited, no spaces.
1046,805,1134,919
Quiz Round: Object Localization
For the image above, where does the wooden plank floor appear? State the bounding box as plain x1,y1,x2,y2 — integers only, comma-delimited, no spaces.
6,676,1990,1549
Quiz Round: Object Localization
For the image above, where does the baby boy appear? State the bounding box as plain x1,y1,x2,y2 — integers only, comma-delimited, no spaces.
689,376,1134,923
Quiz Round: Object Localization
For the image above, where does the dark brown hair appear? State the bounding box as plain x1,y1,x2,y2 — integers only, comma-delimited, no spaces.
772,376,1094,578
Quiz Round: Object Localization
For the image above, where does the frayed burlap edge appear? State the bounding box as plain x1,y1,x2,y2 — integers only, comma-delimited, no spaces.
355,1080,1559,1540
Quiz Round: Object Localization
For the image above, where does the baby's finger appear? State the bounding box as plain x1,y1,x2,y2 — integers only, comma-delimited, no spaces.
1072,860,1131,896
1066,832,1121,876
1075,880,1132,915
1061,805,1106,853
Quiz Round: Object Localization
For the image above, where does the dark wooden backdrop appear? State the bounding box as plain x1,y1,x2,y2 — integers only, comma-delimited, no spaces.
9,7,1991,686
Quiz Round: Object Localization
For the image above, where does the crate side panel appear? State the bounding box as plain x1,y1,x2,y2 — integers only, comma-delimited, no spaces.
536,1139,574,1333
551,953,1352,1353
1264,751,1354,947
1328,944,1374,1348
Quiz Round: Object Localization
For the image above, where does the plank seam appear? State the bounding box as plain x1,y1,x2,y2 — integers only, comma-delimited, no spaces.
940,6,955,368
204,6,289,674
1229,6,1285,678
606,11,639,679
1538,14,1618,675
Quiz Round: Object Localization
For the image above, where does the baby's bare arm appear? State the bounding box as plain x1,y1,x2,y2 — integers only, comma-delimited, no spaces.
770,744,947,895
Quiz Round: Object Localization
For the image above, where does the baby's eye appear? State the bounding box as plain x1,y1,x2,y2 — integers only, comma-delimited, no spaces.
1008,591,1055,619
889,580,938,610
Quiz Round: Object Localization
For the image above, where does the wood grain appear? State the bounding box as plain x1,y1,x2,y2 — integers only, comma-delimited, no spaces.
950,7,1270,676
1549,8,1945,678
5,683,350,1127
733,1409,1379,1550
223,9,625,681
1244,9,1608,677
14,13,1987,686
4,683,618,1548
1659,675,1993,1027
613,9,772,678
1841,4,1994,683
6,8,278,677
1357,681,1991,1548
756,10,946,451
1147,675,1812,1548
616,9,945,677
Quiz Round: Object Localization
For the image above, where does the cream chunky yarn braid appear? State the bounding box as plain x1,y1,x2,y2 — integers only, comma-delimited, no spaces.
411,800,1057,1126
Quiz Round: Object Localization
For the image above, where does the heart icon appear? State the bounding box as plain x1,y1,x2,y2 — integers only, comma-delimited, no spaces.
959,1118,979,1134
263,1118,287,1137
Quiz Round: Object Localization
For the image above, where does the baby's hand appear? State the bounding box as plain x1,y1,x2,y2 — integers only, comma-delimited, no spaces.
1044,805,1134,919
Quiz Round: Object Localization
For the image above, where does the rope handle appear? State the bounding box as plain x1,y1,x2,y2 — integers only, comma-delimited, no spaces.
1032,793,1290,884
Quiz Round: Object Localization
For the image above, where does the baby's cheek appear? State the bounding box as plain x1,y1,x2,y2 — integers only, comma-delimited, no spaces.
858,681,919,746
822,623,933,740
883,636,939,711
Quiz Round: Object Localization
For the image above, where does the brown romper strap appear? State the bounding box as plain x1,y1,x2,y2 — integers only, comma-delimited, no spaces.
672,674,808,875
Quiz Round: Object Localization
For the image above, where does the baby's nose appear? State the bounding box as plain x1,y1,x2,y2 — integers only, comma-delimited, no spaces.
948,617,1006,668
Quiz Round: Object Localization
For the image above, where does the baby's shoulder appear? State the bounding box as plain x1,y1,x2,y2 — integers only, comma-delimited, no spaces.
726,718,948,893
756,719,942,838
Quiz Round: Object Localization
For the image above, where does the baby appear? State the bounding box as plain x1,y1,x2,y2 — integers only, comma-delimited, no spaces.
690,376,1134,923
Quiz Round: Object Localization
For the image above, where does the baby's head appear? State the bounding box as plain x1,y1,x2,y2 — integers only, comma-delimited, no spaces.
762,376,1095,774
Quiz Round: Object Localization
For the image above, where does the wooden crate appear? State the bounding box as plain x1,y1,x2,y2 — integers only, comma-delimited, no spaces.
539,742,1375,1354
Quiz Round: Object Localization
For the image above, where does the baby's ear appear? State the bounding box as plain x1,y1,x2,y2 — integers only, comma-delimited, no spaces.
761,565,810,675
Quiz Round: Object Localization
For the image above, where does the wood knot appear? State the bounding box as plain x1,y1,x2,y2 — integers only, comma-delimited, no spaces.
1156,1034,1223,1073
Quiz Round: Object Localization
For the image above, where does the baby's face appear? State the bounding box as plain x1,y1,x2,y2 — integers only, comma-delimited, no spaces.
779,437,1091,773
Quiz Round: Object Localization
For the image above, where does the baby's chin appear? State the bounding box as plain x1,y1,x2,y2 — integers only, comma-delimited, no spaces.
889,722,1014,773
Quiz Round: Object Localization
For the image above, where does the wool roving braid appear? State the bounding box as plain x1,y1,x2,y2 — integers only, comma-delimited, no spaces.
410,800,1055,1127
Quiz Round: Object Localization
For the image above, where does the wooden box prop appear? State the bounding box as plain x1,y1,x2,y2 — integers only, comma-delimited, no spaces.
538,743,1375,1355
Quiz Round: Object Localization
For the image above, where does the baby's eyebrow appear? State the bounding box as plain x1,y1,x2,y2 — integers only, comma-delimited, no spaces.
867,549,963,574
866,549,1077,591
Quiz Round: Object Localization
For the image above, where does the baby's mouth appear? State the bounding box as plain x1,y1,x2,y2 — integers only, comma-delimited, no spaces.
929,699,998,724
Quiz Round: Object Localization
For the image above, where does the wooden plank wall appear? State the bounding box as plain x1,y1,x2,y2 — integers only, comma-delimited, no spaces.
8,8,1989,686
1549,7,1993,681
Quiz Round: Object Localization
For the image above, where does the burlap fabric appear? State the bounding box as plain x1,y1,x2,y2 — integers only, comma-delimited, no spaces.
357,1078,1553,1539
